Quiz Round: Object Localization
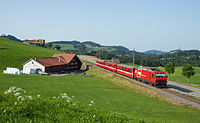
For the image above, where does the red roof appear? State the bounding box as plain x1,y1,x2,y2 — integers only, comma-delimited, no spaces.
23,41,39,43
35,56,67,67
52,54,76,63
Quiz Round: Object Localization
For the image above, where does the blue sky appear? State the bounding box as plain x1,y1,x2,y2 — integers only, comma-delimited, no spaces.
1,0,200,51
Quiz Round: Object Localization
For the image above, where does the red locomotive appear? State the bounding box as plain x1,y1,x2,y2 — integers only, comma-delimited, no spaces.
96,60,167,87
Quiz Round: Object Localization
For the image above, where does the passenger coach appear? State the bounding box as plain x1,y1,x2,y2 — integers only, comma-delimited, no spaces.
96,60,167,87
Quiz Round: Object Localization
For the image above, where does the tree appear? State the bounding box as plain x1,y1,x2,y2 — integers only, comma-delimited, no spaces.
46,43,52,48
54,45,61,50
165,62,175,79
182,64,195,84
74,44,77,49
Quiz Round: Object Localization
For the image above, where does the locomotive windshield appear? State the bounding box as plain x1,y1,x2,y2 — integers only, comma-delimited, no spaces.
156,74,166,78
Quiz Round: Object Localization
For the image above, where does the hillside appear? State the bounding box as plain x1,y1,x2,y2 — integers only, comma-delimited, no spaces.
0,37,61,71
1,38,200,122
82,41,101,47
0,34,21,42
50,41,129,55
144,50,166,55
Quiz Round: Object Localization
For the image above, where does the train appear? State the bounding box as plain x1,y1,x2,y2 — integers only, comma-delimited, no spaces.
96,60,167,87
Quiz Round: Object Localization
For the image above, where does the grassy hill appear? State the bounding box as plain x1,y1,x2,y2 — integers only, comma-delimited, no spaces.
50,41,129,55
0,37,200,122
0,37,61,71
144,50,166,55
0,34,21,42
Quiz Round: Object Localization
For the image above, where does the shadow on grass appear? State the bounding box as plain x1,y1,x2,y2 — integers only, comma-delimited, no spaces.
0,48,8,50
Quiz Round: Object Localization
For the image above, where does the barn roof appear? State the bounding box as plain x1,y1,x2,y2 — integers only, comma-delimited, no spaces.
34,56,67,67
23,54,78,67
52,54,76,63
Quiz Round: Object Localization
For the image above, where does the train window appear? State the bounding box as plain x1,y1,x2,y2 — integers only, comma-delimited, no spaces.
156,74,166,78
152,74,154,78
135,70,137,73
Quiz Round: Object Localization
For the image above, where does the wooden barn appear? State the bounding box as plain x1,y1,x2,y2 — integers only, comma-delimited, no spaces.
23,54,82,73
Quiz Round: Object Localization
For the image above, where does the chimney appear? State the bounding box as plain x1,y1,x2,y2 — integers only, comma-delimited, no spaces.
34,56,37,60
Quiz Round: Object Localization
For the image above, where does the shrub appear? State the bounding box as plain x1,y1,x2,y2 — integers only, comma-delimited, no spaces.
0,87,135,122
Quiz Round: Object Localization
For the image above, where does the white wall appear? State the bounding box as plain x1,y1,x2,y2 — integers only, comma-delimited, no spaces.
23,59,45,72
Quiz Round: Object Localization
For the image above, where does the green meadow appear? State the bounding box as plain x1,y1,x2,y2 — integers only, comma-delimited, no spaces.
0,37,200,122
158,67,200,85
0,37,61,71
52,43,76,50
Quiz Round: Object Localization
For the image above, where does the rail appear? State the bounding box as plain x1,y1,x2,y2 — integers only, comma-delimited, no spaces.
79,56,200,108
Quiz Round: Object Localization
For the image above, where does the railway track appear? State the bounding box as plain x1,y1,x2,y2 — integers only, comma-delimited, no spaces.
161,88,200,104
80,57,200,108
93,65,200,108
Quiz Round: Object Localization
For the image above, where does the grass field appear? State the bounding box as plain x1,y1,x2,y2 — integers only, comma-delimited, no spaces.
158,67,200,85
52,43,76,50
1,87,133,122
1,37,200,122
0,37,61,71
1,69,200,122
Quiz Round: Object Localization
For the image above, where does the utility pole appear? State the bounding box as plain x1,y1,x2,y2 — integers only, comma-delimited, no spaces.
133,49,135,66
99,50,100,59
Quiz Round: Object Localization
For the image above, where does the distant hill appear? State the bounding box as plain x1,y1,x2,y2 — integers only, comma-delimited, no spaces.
169,49,182,53
144,50,166,55
50,41,129,55
51,41,81,45
82,41,101,47
0,34,21,42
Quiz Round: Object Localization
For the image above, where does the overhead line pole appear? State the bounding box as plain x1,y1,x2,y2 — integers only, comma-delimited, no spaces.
133,49,135,66
99,50,100,59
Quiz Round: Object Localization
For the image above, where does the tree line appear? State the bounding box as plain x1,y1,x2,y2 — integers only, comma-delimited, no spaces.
46,43,200,68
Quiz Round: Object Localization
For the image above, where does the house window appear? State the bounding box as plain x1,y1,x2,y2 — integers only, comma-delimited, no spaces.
75,62,78,65
70,63,74,65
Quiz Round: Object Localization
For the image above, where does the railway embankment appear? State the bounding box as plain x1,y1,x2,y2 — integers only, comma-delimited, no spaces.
79,56,200,109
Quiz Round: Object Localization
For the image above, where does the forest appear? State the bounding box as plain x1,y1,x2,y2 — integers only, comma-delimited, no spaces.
63,49,200,67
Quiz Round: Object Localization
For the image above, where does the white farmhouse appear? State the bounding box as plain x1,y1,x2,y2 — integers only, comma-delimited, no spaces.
23,58,45,72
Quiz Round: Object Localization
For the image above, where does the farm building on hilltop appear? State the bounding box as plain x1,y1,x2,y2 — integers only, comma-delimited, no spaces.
22,39,45,46
23,54,82,73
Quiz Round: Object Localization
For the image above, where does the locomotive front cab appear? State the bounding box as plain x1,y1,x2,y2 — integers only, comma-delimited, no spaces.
155,72,167,87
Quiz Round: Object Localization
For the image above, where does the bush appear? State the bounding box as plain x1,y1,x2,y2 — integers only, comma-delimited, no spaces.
0,87,135,122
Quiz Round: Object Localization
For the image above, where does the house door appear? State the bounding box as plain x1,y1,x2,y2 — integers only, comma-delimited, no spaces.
36,69,42,73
